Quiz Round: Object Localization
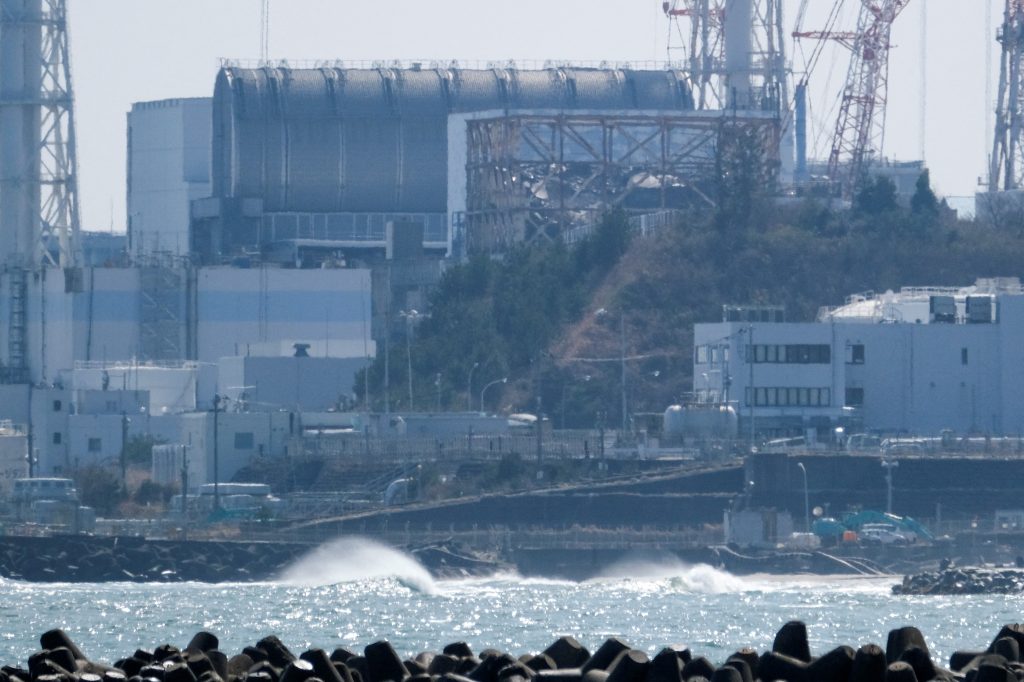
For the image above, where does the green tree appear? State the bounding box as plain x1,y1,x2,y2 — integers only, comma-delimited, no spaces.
854,175,899,217
75,466,125,517
910,170,939,218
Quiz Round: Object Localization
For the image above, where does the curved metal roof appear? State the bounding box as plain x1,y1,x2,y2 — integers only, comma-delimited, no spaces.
213,66,694,214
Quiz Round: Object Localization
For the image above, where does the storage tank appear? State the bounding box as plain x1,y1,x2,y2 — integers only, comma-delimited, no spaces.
211,66,695,216
663,404,739,440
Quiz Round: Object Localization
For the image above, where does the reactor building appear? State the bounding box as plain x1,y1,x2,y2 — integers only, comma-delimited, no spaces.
0,0,791,483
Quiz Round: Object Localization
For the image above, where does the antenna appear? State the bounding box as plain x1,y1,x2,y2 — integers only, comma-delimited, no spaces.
260,0,269,63
919,2,927,161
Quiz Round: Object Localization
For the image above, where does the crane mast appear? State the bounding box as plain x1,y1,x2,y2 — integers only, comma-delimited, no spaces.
991,0,1024,192
795,0,910,199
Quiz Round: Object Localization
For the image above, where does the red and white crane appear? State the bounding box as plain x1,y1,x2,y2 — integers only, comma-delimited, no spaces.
794,0,911,199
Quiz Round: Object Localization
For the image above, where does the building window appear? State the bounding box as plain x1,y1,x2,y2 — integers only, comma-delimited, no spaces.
749,344,830,364
52,432,62,445
961,348,969,365
745,387,832,407
847,344,865,364
695,345,708,364
88,437,102,453
234,432,255,450
52,400,61,412
845,388,865,407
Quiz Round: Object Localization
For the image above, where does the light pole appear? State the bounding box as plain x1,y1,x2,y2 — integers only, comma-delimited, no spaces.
466,362,479,412
797,461,810,532
882,457,899,513
595,308,629,436
399,309,424,411
480,377,507,413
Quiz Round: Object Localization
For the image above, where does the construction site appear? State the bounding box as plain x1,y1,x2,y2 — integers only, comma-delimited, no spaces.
0,0,1022,571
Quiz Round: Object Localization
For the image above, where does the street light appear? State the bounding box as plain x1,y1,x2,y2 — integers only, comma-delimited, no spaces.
399,310,425,411
796,461,810,532
480,377,508,413
466,361,480,412
881,457,899,513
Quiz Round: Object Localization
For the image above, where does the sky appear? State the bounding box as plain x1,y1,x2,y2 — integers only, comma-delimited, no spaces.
68,0,998,232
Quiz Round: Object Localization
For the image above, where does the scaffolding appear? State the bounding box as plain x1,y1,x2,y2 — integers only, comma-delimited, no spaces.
139,266,185,361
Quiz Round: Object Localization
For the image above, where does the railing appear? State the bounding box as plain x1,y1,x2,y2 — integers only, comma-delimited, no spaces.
219,58,686,72
72,359,199,370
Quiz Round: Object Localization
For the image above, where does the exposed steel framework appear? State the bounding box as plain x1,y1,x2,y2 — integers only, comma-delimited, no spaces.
991,0,1024,191
795,0,910,199
461,111,780,253
0,0,81,266
663,0,788,113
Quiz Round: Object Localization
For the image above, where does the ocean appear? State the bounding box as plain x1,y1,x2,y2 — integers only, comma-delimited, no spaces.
0,538,1017,667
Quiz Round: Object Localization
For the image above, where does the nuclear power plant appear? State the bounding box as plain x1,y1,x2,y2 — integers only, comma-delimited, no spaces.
1,0,1013,499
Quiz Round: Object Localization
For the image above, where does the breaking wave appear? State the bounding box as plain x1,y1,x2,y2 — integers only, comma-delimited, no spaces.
278,536,436,594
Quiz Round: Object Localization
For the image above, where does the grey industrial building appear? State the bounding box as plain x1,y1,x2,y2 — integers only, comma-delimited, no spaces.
192,65,780,263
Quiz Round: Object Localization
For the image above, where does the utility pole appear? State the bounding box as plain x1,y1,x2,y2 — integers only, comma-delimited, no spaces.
467,362,479,412
747,324,756,447
620,314,628,436
120,411,129,487
882,457,899,513
212,394,221,512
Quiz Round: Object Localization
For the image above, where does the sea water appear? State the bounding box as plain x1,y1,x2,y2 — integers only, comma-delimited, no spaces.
0,538,1019,666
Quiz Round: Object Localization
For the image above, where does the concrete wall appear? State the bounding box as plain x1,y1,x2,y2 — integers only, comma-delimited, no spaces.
179,411,293,487
127,98,212,258
196,267,372,368
218,355,369,412
0,431,27,494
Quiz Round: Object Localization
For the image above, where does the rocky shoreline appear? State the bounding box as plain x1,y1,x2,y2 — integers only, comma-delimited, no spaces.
9,621,1024,682
0,535,506,582
893,566,1024,595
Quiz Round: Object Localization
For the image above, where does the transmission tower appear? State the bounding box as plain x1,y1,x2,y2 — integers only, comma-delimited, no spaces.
991,0,1024,192
663,0,788,113
795,0,910,199
0,0,81,267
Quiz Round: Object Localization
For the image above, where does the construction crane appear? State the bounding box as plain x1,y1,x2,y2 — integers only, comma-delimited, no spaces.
991,0,1024,192
663,0,788,113
794,0,910,199
664,0,727,109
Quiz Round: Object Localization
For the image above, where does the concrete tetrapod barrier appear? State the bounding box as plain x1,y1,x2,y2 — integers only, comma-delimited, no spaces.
15,622,1024,682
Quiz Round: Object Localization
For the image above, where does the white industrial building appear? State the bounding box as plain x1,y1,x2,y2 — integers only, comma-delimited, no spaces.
693,278,1024,439
127,98,212,258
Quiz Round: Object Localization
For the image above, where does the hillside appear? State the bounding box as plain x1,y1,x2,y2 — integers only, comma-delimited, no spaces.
360,174,1024,428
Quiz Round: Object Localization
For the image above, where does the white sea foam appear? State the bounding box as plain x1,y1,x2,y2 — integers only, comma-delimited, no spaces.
278,536,436,594
593,554,745,594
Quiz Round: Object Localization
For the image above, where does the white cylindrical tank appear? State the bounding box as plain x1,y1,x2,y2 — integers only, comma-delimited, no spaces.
664,404,739,439
724,0,753,109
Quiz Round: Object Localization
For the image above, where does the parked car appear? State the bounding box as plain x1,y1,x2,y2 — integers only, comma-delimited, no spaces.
859,523,911,545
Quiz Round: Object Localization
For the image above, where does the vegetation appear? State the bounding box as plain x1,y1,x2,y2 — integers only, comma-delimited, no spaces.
358,169,1024,429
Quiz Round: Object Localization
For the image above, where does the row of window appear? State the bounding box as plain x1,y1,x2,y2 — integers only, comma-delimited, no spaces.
694,344,730,365
749,344,831,364
49,432,255,450
745,387,832,407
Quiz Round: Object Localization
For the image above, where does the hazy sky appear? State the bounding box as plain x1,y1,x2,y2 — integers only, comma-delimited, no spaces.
68,0,997,232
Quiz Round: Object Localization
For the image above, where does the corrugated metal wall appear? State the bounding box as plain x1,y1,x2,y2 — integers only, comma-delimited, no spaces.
212,67,694,216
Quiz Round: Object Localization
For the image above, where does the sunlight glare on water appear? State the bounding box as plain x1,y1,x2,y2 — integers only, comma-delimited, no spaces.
1,553,1023,669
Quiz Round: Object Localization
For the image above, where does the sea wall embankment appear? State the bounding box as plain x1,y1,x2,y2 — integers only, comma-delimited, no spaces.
11,620,1024,682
